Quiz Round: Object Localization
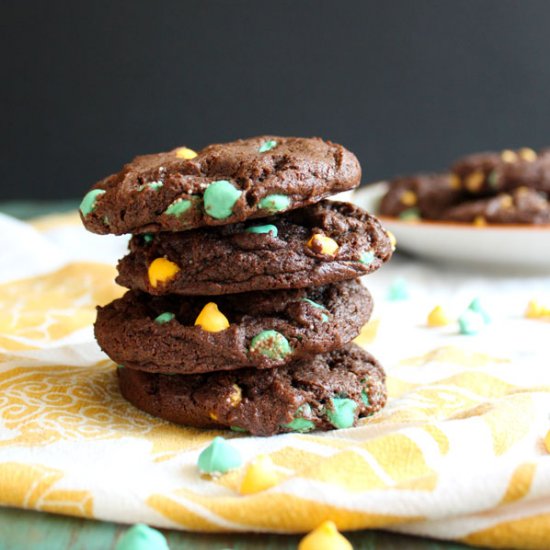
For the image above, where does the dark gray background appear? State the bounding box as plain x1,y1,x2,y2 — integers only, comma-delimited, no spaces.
2,0,550,201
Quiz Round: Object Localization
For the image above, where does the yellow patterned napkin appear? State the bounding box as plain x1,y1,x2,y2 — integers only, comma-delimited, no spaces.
0,211,549,549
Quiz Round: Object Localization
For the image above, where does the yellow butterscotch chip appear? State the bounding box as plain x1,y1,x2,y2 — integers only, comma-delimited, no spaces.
524,299,550,319
519,147,537,162
501,149,518,163
473,216,487,227
148,258,181,287
466,171,484,192
307,234,339,256
209,411,218,421
229,384,242,407
239,455,280,495
400,190,417,206
449,174,462,190
500,194,514,209
387,230,397,251
525,300,541,318
427,305,451,327
175,147,197,159
195,302,230,332
298,521,352,550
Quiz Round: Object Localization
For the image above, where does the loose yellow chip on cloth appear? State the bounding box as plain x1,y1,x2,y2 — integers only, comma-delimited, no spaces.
0,211,549,550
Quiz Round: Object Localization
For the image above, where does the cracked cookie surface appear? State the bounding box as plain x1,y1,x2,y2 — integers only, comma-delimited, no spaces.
95,280,372,374
80,136,361,235
117,201,393,295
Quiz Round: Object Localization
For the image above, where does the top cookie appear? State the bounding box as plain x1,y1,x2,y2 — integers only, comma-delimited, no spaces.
79,136,361,235
451,147,550,195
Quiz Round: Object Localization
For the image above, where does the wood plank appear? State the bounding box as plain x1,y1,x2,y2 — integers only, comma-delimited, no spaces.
0,507,477,550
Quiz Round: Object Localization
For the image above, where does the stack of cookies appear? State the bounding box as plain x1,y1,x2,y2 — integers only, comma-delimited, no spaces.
80,136,393,436
379,147,550,224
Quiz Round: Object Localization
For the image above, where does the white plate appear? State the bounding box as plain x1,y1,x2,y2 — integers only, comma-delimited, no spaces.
352,183,550,272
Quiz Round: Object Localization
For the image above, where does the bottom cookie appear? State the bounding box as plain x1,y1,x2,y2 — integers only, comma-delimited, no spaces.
117,344,387,436
378,173,463,220
443,187,550,224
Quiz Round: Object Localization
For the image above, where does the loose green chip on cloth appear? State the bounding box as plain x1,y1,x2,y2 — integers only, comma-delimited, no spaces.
0,210,549,550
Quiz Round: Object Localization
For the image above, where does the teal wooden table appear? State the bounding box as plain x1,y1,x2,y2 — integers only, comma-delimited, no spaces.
0,202,479,550
0,507,477,550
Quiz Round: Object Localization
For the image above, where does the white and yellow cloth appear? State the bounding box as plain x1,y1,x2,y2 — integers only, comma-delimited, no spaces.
0,211,549,549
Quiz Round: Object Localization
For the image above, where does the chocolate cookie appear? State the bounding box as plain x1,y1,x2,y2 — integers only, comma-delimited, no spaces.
79,136,361,235
95,280,372,374
451,148,550,195
378,173,463,220
116,201,393,296
117,344,386,436
443,187,550,224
